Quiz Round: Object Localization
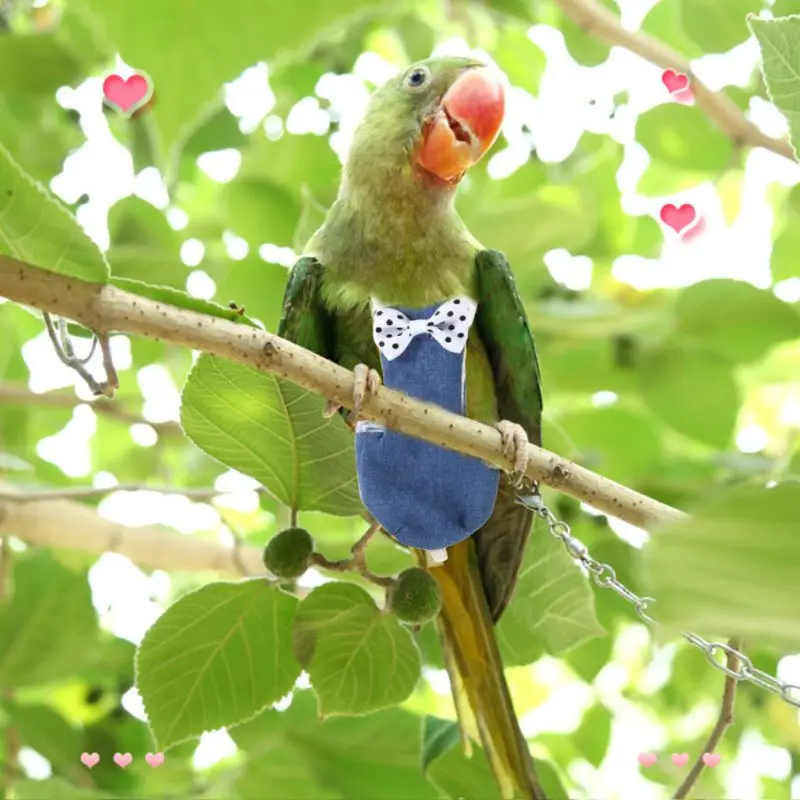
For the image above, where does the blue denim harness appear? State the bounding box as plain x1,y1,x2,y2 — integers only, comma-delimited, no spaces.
355,297,499,553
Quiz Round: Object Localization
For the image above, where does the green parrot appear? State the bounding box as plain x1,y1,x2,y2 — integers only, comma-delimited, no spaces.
277,56,545,799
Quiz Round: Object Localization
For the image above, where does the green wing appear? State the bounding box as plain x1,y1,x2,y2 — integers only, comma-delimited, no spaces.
474,248,543,446
472,248,544,622
277,256,337,360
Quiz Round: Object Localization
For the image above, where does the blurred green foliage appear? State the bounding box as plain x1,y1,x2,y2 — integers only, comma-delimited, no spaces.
1,0,800,798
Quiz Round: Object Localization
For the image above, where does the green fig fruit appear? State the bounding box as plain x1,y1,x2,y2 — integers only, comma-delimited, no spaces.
388,567,442,624
263,527,314,579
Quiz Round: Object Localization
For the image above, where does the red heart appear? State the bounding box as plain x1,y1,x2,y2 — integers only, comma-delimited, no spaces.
661,69,690,95
660,203,697,235
102,73,151,114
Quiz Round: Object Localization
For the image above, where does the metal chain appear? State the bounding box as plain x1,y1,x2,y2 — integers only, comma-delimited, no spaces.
515,492,800,709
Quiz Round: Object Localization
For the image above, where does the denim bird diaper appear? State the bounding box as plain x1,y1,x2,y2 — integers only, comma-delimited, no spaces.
354,296,499,552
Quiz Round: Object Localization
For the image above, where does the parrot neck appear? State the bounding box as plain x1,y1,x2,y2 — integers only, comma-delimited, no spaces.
307,155,479,311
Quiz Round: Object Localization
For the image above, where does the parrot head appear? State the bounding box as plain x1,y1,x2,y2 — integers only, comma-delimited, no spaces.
346,56,506,189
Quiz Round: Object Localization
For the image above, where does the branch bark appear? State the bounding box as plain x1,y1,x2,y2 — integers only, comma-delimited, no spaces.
0,255,688,531
0,490,264,577
553,0,795,163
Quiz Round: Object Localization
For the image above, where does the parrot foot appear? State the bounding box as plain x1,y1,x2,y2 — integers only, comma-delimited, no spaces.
321,364,381,419
426,548,448,567
352,363,382,419
495,420,530,488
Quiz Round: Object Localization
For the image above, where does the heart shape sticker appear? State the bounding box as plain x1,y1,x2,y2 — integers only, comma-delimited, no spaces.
80,752,100,768
662,69,690,95
638,752,657,767
672,752,690,766
660,203,698,236
102,72,153,118
145,752,165,768
113,752,133,768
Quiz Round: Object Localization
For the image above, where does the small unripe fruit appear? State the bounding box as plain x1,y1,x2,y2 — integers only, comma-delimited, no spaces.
388,567,442,624
263,527,314,579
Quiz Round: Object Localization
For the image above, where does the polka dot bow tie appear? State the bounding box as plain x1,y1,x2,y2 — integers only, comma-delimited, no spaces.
370,296,478,361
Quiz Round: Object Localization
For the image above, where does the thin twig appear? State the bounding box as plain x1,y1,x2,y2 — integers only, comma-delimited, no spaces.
552,0,795,163
0,483,266,503
0,256,689,533
43,312,109,396
673,637,742,799
98,332,119,392
0,383,183,437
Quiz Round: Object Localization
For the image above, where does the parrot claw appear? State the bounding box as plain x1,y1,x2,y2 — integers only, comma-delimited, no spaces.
322,399,341,418
495,420,530,489
352,363,382,419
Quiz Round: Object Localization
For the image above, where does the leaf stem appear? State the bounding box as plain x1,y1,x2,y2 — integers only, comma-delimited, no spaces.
673,637,741,799
311,523,393,589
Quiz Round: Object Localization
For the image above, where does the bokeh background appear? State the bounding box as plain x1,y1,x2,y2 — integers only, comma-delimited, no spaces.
1,0,799,797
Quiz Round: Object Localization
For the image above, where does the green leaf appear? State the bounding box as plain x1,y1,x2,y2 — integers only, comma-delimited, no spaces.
772,217,800,282
292,583,421,716
640,0,704,59
573,702,612,768
497,520,605,666
636,104,733,171
640,483,800,650
181,355,362,516
673,279,800,364
559,0,618,66
135,579,302,751
11,779,113,800
221,178,301,247
556,406,664,485
0,35,81,94
0,142,109,282
679,0,762,53
421,716,461,772
426,738,499,800
493,24,546,96
750,14,800,161
6,703,85,781
182,107,248,157
232,690,441,799
459,185,598,268
0,551,99,687
83,0,390,166
639,344,741,448
109,276,260,326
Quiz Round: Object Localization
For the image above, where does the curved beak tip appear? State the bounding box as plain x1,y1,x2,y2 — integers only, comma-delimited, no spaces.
416,67,506,183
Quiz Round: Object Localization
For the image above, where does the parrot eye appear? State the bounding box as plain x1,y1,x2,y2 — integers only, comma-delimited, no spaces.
405,66,430,91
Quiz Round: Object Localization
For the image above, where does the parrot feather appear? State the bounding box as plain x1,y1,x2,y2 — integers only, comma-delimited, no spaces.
276,56,546,799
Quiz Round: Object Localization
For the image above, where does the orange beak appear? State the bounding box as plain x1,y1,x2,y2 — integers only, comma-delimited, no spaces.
415,67,505,184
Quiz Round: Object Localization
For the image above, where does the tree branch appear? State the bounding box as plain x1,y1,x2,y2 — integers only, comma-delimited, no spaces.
673,637,741,799
0,483,264,503
0,382,183,438
0,255,687,531
0,490,264,576
553,0,795,163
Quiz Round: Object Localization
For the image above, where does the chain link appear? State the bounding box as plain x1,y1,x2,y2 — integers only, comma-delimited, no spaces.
516,492,800,709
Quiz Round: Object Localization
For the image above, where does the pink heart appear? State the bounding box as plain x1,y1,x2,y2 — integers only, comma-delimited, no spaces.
662,69,690,94
638,752,657,767
80,752,99,768
102,73,153,116
703,753,721,767
660,203,697,235
672,752,689,766
145,752,165,768
113,752,133,768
